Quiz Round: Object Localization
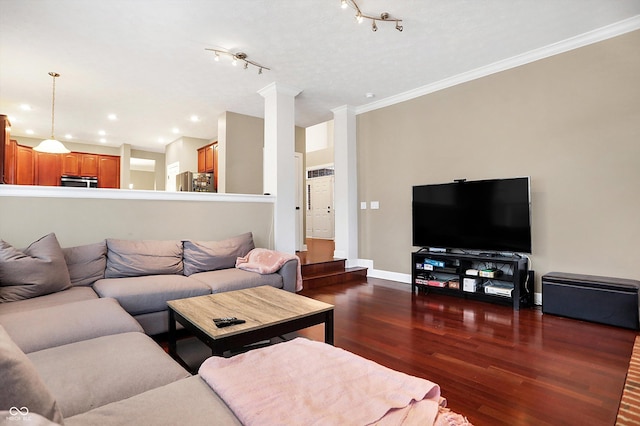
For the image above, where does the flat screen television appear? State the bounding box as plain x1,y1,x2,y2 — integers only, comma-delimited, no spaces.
412,177,532,253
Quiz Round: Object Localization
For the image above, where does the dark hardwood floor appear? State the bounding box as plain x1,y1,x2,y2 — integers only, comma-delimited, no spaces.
296,279,637,426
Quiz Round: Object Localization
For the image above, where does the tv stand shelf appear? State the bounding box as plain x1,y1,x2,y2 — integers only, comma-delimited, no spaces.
411,250,533,310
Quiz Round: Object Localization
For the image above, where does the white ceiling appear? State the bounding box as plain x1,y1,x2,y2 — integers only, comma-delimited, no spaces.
1,1,639,152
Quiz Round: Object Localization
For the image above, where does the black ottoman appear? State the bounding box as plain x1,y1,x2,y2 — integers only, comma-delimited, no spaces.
542,272,640,330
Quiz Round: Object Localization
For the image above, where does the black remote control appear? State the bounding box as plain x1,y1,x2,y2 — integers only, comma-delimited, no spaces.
213,317,246,328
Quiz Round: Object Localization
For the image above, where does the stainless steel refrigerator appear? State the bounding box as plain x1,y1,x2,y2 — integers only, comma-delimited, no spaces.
176,171,215,192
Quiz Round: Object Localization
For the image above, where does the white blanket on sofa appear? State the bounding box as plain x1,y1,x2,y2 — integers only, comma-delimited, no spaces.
199,338,442,425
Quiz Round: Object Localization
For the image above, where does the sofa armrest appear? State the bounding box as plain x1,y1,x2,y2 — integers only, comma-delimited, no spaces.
277,258,299,293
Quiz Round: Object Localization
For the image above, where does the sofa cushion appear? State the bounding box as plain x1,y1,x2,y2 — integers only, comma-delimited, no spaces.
105,239,183,278
0,298,143,353
64,376,242,426
63,240,107,286
93,275,211,315
27,332,190,418
0,287,98,316
0,325,64,424
190,268,283,293
183,232,255,276
0,233,72,303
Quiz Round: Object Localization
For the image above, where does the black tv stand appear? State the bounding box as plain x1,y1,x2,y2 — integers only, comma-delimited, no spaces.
411,250,533,310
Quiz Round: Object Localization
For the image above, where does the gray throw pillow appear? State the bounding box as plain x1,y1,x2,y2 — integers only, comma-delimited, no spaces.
63,241,107,286
0,325,64,424
0,233,72,303
105,239,183,278
183,232,255,276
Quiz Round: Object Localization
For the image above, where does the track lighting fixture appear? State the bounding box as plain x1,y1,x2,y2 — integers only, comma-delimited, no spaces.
205,48,270,74
340,0,403,32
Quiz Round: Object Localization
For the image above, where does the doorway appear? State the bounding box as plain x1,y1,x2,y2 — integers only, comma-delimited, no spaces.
306,171,334,240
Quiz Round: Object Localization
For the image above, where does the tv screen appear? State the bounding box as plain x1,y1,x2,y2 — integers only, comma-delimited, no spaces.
412,177,532,253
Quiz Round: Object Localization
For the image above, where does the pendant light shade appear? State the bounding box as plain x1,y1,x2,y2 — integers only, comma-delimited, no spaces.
33,72,70,154
33,138,71,154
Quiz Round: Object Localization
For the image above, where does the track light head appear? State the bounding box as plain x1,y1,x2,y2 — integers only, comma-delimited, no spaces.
341,1,403,32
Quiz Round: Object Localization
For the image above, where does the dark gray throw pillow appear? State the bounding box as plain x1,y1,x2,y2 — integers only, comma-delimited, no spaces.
63,240,107,286
0,233,72,303
183,232,255,276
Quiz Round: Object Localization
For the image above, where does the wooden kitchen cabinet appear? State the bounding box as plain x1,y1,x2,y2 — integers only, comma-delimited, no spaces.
61,153,99,176
4,139,17,184
81,154,99,176
98,155,120,188
16,144,34,185
197,142,217,173
35,151,62,186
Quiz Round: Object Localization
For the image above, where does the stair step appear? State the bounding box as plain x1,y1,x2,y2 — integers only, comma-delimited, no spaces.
302,267,368,290
301,259,346,277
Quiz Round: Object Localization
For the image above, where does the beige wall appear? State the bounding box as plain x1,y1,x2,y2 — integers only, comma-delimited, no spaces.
222,112,264,195
165,136,210,175
130,170,156,190
131,149,166,191
357,30,640,291
218,111,307,196
306,120,334,168
0,194,274,249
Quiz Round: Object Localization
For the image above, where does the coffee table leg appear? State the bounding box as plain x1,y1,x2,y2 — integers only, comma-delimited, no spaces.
168,309,177,356
325,310,334,345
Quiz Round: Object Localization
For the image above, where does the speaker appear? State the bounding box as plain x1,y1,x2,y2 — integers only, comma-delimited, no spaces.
542,272,639,330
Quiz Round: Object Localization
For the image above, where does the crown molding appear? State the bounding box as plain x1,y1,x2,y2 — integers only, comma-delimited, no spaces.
356,15,640,115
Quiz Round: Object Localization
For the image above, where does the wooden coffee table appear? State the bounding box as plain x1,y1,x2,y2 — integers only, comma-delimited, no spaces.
167,286,334,364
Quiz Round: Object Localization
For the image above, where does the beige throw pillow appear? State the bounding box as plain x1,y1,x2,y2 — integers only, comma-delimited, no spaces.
0,233,72,303
105,239,183,278
183,232,255,276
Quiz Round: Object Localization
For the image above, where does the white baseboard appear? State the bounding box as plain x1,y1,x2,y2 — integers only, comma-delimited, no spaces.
534,292,542,306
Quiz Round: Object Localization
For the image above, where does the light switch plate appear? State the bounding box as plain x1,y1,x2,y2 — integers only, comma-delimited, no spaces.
371,201,380,209
360,202,367,210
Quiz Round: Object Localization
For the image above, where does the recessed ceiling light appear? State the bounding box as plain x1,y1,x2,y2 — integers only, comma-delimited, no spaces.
65,134,73,139
98,130,106,136
20,104,31,111
26,129,34,135
365,92,375,98
190,115,200,122
107,114,117,120
99,138,106,143
172,127,180,134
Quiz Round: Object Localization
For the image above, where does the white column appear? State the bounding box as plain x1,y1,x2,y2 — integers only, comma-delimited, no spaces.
258,82,301,254
331,105,358,264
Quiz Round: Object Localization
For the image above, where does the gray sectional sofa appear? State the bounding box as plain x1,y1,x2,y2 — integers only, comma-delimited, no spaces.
0,232,299,425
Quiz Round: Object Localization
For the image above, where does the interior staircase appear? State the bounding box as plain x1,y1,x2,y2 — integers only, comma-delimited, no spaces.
301,259,367,290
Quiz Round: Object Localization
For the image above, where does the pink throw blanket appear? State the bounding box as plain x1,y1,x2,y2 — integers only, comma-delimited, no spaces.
199,338,442,426
236,248,303,291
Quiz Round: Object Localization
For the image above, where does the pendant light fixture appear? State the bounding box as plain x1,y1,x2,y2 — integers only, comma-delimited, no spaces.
33,72,70,154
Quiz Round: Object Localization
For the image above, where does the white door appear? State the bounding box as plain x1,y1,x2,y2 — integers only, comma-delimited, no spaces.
309,175,334,239
166,162,180,192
